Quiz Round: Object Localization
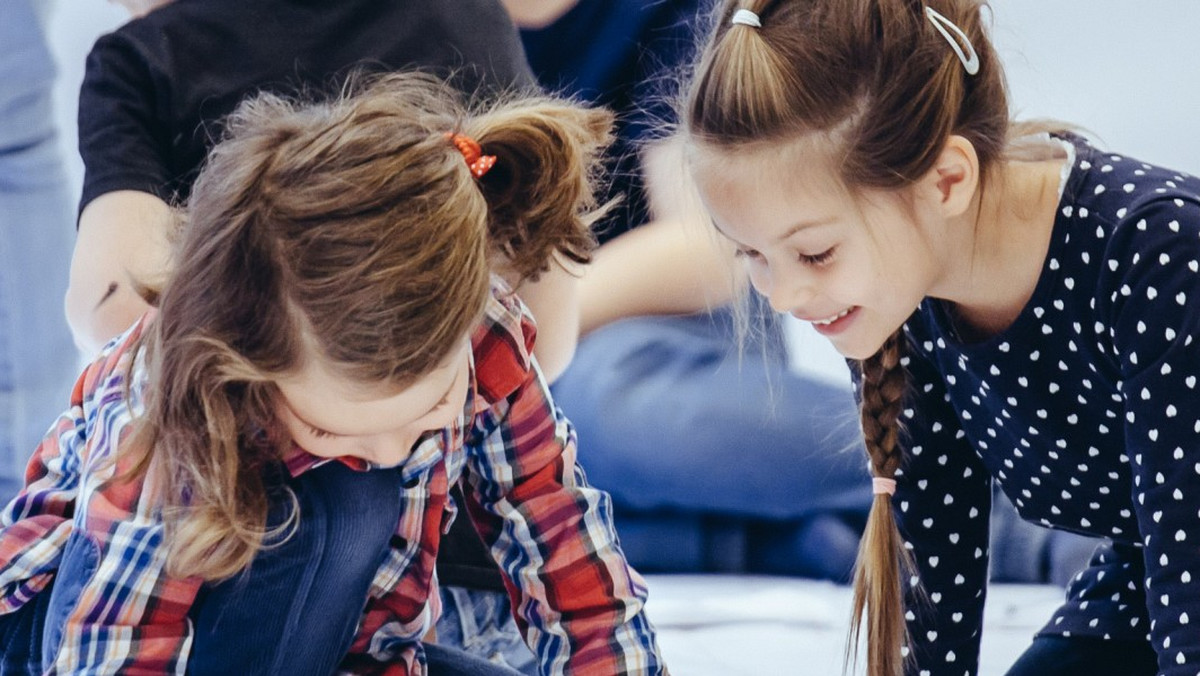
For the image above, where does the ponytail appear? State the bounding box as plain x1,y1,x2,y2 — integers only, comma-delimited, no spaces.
847,329,913,676
464,99,614,282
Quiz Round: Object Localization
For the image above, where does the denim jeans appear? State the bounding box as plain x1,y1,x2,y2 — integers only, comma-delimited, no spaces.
0,462,536,674
0,0,78,503
0,575,53,674
425,641,525,676
551,304,872,577
436,586,537,675
188,461,408,674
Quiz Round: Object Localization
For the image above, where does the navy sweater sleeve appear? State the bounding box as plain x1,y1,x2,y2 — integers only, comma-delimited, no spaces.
891,337,993,675
1099,196,1200,673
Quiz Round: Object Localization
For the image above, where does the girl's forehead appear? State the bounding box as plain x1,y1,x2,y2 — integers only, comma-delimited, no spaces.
690,136,843,187
275,345,469,434
690,141,849,209
291,340,467,396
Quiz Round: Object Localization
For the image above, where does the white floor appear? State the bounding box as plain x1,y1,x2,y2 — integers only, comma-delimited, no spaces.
645,575,1064,675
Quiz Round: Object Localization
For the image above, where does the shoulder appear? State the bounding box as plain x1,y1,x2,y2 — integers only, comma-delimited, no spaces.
1098,175,1200,279
86,1,222,74
470,278,537,406
1056,141,1200,288
87,8,173,61
80,312,155,416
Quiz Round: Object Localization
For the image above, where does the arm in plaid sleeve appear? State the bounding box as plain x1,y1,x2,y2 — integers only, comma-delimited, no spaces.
460,293,667,675
0,365,91,614
2,320,203,674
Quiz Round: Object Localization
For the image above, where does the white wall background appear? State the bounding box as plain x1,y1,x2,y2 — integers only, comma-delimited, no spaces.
45,1,1200,202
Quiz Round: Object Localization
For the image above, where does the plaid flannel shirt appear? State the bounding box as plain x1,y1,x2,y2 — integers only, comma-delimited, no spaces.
0,283,666,675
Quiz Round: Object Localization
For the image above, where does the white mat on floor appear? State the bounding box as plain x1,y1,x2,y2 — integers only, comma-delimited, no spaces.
644,574,1064,675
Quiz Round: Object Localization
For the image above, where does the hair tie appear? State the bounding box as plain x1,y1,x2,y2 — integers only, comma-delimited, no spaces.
730,8,762,28
445,132,497,179
924,7,979,76
872,477,897,496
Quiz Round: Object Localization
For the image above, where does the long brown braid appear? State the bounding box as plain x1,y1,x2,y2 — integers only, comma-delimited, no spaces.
848,329,914,675
683,0,1010,672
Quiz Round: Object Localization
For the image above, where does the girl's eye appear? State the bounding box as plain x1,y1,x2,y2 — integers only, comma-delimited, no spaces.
798,247,836,266
308,425,336,439
734,248,764,261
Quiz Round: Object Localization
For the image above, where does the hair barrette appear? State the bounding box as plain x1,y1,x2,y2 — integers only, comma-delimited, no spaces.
925,7,979,75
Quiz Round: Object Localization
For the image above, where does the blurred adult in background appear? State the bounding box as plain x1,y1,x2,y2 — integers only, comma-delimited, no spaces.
503,0,874,580
0,0,78,502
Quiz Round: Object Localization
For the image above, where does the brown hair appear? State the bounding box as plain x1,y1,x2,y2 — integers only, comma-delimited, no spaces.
125,72,612,581
684,1,1010,673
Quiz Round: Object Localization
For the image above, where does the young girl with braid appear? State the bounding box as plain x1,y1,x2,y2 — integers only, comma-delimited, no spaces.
683,1,1200,675
0,73,666,675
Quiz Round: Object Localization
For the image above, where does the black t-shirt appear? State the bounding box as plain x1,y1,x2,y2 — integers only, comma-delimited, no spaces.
79,0,534,593
518,0,708,242
78,0,535,212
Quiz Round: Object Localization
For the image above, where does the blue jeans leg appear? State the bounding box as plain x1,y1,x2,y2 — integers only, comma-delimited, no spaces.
0,578,53,675
553,310,870,520
0,0,78,504
435,587,536,675
423,642,523,676
551,310,871,575
0,529,101,673
188,462,407,675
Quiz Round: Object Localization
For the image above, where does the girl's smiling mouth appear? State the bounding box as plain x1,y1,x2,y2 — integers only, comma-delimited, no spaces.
803,306,860,336
810,307,855,326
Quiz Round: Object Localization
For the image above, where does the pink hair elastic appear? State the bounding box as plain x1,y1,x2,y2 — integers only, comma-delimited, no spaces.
872,477,897,496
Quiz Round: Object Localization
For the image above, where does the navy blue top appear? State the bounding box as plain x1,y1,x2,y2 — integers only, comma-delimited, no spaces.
895,136,1200,675
519,0,708,242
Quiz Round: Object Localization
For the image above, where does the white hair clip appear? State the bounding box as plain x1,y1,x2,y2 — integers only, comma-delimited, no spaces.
731,8,762,28
925,6,979,75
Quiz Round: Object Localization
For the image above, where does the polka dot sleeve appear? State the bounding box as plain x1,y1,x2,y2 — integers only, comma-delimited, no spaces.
1098,197,1200,674
892,340,993,676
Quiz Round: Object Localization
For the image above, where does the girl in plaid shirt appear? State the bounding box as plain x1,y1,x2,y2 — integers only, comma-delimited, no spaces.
0,73,666,675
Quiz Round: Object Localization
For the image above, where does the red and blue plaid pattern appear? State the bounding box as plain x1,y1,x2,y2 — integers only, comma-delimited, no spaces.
0,282,666,675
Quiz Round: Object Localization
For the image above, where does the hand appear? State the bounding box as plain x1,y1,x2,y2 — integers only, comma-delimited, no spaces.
499,0,579,29
65,190,174,355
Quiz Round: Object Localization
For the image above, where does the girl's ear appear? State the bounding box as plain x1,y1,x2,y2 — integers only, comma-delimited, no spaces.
922,134,979,218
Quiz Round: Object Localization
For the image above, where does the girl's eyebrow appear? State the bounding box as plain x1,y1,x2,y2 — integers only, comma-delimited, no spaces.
711,216,835,247
775,217,835,242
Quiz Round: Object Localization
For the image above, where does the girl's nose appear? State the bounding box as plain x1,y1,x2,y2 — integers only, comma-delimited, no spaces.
758,268,812,315
358,432,419,466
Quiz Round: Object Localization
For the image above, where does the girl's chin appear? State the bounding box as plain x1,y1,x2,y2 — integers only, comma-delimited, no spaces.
827,331,894,362
833,343,877,362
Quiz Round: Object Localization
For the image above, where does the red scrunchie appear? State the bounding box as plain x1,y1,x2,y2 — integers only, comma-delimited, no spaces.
445,132,497,179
